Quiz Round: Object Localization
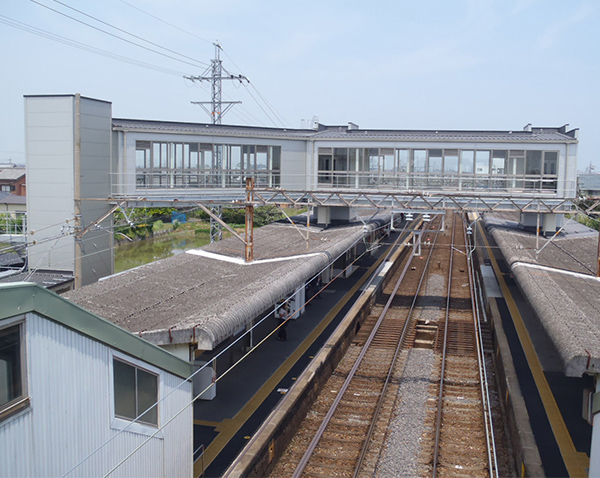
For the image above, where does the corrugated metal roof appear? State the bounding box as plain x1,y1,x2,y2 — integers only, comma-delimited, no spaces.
112,118,313,139
112,118,577,143
314,128,575,142
483,213,600,377
65,216,389,350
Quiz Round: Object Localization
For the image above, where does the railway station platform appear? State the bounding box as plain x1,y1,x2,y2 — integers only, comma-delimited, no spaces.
192,229,401,477
478,212,596,477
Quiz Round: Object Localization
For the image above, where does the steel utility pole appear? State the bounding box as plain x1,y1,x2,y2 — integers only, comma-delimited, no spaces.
185,42,248,124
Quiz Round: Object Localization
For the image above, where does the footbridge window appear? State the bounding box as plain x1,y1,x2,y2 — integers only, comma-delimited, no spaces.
317,147,559,193
135,141,281,189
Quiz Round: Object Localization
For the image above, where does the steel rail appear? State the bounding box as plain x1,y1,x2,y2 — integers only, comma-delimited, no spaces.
291,217,443,478
352,216,446,478
431,212,457,477
468,220,499,478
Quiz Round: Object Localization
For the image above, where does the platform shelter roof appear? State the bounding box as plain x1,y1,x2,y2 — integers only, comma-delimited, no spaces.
65,216,389,351
483,213,600,377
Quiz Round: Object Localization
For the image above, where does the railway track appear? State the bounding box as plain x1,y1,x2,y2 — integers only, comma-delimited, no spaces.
270,213,509,478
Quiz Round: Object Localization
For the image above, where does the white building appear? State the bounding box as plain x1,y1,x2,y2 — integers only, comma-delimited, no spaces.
24,94,579,285
0,282,193,477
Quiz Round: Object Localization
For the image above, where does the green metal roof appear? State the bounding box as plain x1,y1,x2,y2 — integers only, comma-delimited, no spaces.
0,282,193,379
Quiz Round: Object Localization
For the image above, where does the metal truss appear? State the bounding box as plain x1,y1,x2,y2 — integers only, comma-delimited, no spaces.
106,188,577,214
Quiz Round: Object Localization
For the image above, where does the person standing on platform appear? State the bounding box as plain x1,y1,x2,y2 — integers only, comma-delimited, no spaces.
277,303,288,341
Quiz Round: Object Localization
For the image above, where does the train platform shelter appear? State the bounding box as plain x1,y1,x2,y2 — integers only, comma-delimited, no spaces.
481,211,600,476
64,213,393,390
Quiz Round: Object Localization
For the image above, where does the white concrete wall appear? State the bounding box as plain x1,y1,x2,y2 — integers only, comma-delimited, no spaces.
279,140,306,190
25,95,113,286
25,95,76,274
77,96,114,286
0,312,193,478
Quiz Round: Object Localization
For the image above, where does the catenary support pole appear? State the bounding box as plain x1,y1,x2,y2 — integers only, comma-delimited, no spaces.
245,177,254,262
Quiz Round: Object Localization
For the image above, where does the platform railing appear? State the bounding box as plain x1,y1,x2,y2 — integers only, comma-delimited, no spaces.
0,213,27,235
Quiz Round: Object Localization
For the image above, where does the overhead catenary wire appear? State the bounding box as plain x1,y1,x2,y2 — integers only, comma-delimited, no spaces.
117,0,213,45
221,48,290,128
29,0,208,70
0,14,187,77
48,0,210,68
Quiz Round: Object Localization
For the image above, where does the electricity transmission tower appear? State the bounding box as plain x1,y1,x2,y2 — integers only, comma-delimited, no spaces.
185,42,249,242
185,42,249,124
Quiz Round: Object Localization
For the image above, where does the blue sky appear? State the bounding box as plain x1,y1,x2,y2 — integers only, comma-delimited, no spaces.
1,0,598,171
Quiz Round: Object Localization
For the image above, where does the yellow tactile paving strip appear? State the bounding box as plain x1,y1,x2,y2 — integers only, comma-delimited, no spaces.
194,236,399,477
478,215,589,477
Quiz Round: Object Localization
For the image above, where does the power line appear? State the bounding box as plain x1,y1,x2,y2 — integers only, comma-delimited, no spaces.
117,0,213,45
0,14,187,76
113,0,286,128
29,0,207,70
48,0,209,68
223,47,289,128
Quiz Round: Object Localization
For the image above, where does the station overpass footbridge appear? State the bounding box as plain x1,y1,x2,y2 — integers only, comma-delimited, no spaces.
23,93,583,286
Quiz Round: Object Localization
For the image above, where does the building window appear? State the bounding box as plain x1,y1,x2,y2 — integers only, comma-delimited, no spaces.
113,358,158,426
0,321,28,422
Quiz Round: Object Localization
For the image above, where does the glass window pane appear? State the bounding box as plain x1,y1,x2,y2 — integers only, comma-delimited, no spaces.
334,148,347,171
461,151,474,174
526,151,542,175
161,144,168,168
492,151,507,174
175,144,183,169
183,144,190,169
257,151,267,170
475,151,490,174
0,325,22,407
509,156,525,175
544,151,558,174
114,360,136,420
230,146,242,170
397,150,409,173
190,151,199,170
137,369,158,425
381,153,394,172
444,155,458,173
152,144,161,169
368,149,378,171
135,150,146,169
428,150,442,173
413,150,426,173
203,150,213,170
318,154,331,171
271,147,281,170
348,148,358,171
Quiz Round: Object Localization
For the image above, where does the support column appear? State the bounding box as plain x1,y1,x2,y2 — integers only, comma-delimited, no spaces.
597,230,600,277
245,177,254,262
210,205,223,243
588,376,600,474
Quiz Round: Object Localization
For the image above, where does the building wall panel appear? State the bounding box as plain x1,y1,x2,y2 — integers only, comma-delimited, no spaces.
0,312,192,477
